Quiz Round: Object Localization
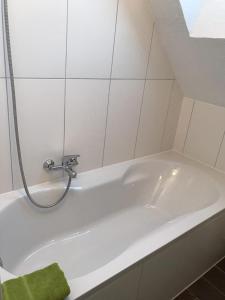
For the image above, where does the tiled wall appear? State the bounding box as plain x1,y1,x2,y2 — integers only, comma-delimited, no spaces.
174,97,225,172
0,0,183,193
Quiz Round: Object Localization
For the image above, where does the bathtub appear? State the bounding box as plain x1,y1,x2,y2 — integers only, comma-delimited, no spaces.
1,151,225,300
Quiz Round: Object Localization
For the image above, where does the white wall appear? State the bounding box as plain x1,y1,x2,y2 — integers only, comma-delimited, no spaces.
0,0,182,193
174,97,225,172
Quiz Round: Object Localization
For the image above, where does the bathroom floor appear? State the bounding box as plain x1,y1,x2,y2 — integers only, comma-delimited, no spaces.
174,258,225,300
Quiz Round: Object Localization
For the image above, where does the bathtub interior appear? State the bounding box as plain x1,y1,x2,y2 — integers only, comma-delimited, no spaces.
122,161,219,216
0,158,220,281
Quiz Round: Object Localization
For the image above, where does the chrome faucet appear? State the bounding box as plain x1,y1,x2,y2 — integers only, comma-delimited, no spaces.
43,155,80,178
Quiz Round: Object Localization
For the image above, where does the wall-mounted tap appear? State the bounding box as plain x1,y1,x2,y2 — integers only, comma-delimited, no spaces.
43,155,80,178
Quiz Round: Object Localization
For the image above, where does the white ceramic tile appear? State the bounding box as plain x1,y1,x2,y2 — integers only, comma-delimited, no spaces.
65,79,109,172
0,79,12,193
174,97,194,152
11,79,65,188
112,0,154,79
216,134,225,172
67,0,118,78
8,0,67,78
0,3,5,77
147,27,174,79
184,100,225,166
103,80,144,166
86,265,142,300
135,80,173,157
161,81,183,151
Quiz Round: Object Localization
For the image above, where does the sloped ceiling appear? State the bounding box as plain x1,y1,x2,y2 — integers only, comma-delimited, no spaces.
150,0,225,107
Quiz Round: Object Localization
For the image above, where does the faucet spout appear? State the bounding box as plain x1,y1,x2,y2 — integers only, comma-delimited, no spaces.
64,166,77,178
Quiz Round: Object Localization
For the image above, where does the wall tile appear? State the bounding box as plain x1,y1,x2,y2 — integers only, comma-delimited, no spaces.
161,81,183,151
103,80,144,166
216,135,225,172
174,97,194,152
65,79,109,172
112,0,154,79
0,0,180,195
67,0,118,78
184,101,225,166
0,79,12,193
135,80,173,157
11,79,65,188
0,3,5,77
8,0,67,78
147,27,174,79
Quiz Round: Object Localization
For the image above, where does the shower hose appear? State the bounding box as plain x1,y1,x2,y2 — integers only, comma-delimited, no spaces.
2,0,72,209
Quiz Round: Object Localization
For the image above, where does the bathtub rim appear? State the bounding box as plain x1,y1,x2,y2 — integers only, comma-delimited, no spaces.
0,149,225,211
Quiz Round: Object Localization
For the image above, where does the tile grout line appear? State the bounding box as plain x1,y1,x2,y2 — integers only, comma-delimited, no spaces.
101,0,120,167
173,288,200,300
186,288,200,300
62,0,69,159
135,262,145,300
173,257,225,300
1,0,14,190
160,79,175,151
214,128,225,168
133,22,155,159
0,76,175,81
182,99,195,153
202,276,225,297
174,257,225,300
216,265,225,274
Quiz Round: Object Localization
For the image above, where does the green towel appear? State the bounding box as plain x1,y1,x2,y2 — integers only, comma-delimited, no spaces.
1,263,70,300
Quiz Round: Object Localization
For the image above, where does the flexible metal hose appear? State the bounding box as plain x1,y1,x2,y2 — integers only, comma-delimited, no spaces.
2,0,72,209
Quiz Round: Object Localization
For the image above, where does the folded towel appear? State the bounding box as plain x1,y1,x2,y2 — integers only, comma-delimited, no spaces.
1,263,70,300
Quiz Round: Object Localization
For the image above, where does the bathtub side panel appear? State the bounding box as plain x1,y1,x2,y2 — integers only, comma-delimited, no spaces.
82,264,142,300
137,211,225,300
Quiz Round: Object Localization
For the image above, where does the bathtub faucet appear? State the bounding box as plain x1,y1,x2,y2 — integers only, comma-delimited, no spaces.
43,155,80,179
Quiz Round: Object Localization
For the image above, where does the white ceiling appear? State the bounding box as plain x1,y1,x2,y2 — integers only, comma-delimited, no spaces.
150,0,225,107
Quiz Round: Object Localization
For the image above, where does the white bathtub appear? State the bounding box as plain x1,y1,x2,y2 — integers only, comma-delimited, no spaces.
1,151,225,300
